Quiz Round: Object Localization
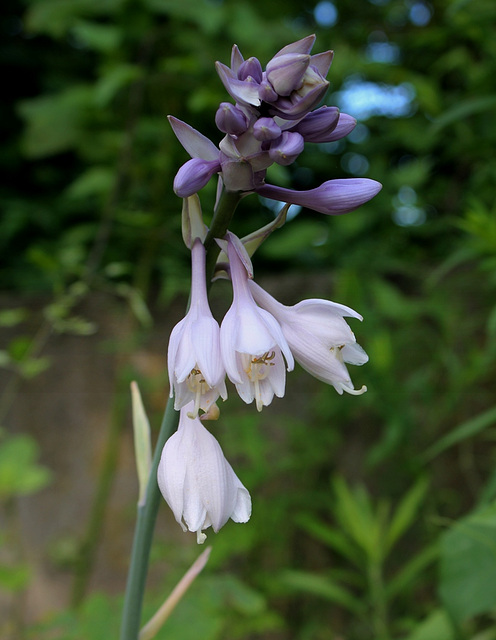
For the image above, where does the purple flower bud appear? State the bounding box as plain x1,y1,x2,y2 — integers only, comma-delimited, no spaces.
266,53,310,96
268,132,304,166
173,158,221,197
238,57,263,83
289,106,340,142
256,179,382,215
253,117,282,141
215,103,249,135
259,78,279,103
323,113,357,142
273,34,316,57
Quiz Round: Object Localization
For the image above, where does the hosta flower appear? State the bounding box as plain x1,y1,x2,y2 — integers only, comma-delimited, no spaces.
220,233,294,411
167,239,227,415
157,403,251,543
248,280,368,395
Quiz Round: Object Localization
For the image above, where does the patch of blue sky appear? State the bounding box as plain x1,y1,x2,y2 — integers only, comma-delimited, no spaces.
334,75,416,120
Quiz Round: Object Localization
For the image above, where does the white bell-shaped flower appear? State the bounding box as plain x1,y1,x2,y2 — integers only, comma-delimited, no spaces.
157,402,252,543
168,239,227,416
219,233,294,411
249,280,368,395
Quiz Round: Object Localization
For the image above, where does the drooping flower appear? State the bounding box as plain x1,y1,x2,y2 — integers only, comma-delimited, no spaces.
248,280,368,395
167,239,227,416
157,403,252,543
219,233,294,411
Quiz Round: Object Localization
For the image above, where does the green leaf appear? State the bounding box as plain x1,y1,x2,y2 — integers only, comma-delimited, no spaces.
259,220,328,261
439,503,496,624
386,544,438,600
144,0,224,34
332,477,378,559
404,609,455,640
0,435,52,498
115,284,152,328
295,514,363,568
18,86,93,158
94,64,142,107
430,95,496,133
477,466,496,507
72,20,121,52
281,570,363,614
66,166,114,199
386,477,429,551
0,564,31,592
25,0,124,38
7,336,31,361
18,356,51,379
0,308,27,327
423,405,496,460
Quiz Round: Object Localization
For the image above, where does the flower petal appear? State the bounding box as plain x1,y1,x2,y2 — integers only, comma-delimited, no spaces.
273,34,316,57
215,62,261,106
168,116,220,161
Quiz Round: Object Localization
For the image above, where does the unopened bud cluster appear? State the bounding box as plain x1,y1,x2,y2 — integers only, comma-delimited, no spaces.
169,35,381,213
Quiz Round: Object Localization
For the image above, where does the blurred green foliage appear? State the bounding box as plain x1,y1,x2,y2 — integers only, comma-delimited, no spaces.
2,0,496,638
0,429,51,597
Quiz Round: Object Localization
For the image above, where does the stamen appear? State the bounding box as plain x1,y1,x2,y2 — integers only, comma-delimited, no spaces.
254,378,263,412
188,386,202,419
186,367,211,418
241,351,278,411
196,530,207,544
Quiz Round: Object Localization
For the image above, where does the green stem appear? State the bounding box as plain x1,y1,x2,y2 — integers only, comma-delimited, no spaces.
120,397,179,640
368,560,390,640
204,189,242,283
